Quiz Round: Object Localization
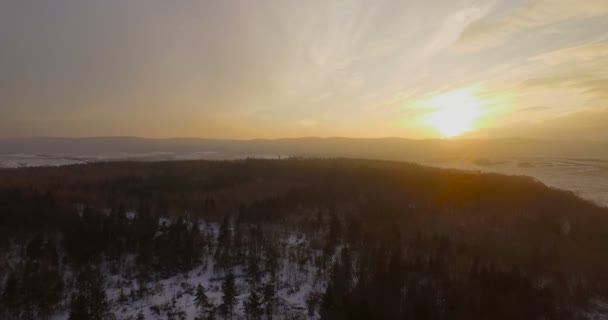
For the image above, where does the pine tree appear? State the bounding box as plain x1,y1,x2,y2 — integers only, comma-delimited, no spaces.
88,279,110,320
194,284,207,308
324,212,342,258
221,271,237,320
194,284,215,319
262,283,276,320
2,272,20,319
26,233,45,260
305,292,321,319
216,216,233,270
68,269,112,320
320,282,339,320
20,260,38,319
246,255,261,286
244,287,263,320
328,212,342,246
36,264,64,319
68,292,88,320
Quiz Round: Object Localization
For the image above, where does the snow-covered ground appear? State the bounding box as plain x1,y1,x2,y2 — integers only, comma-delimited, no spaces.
0,154,87,168
44,220,324,320
5,208,608,320
0,152,284,168
580,299,608,320
88,261,319,320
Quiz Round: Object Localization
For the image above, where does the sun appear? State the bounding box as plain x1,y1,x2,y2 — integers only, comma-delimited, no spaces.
423,87,484,138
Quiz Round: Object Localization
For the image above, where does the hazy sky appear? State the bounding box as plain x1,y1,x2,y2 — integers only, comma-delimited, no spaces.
1,0,607,140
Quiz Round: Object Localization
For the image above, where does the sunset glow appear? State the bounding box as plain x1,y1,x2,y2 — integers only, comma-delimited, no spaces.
0,1,607,140
424,88,484,137
2,2,608,319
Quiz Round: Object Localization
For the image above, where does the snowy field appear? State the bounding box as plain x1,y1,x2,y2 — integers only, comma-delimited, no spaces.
0,152,284,168
0,154,87,168
423,157,608,207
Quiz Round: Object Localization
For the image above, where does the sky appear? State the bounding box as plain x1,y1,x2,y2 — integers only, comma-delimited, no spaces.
1,0,607,140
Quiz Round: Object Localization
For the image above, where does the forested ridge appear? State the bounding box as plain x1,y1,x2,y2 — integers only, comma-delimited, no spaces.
1,158,608,319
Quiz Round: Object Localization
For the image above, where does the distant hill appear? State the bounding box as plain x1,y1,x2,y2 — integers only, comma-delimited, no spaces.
1,136,607,161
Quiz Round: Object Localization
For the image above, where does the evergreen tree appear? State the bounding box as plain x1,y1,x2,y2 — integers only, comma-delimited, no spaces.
320,283,335,320
216,216,233,270
26,233,45,260
2,272,20,319
35,264,64,319
194,284,215,320
262,282,276,320
68,269,112,320
20,260,38,319
244,287,263,320
305,292,320,319
68,292,88,320
221,271,237,320
88,279,110,320
246,255,261,286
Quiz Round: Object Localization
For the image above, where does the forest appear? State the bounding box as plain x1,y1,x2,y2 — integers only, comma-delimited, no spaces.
1,158,608,319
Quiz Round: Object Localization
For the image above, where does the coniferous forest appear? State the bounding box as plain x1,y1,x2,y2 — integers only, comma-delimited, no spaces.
1,158,608,319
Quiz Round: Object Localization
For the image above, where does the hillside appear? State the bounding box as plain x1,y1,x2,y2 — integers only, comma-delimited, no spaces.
1,158,608,319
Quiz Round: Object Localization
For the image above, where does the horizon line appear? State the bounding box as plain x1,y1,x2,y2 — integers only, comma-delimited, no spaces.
0,135,607,143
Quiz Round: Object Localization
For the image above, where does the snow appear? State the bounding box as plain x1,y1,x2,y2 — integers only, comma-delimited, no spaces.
158,217,172,227
6,211,608,320
96,252,318,320
423,157,608,207
0,152,285,169
581,299,608,320
126,211,138,220
0,155,85,168
44,221,323,320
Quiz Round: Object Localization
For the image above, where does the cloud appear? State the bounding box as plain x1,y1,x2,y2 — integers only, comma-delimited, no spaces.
298,120,319,128
521,43,608,99
530,42,608,66
516,106,552,113
416,3,494,58
456,0,608,51
481,107,608,141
